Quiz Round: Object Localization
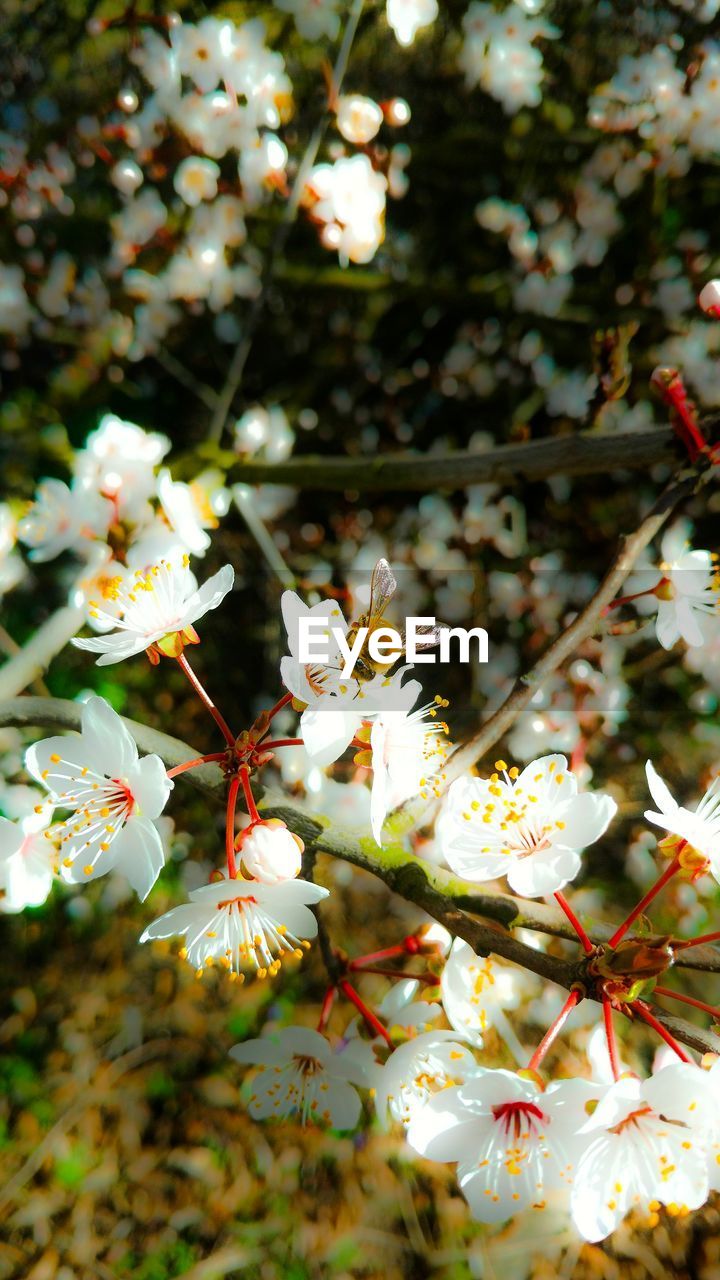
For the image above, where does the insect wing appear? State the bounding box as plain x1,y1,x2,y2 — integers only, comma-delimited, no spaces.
367,558,397,621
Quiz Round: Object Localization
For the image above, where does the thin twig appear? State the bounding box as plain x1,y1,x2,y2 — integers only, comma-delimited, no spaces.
207,0,366,443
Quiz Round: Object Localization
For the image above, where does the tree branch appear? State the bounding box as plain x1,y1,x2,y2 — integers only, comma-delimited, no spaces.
2,691,720,1055
184,426,683,490
424,454,717,793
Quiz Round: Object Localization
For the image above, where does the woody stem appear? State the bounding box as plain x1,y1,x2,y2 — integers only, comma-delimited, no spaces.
602,997,622,1080
553,892,594,955
339,980,394,1046
225,776,240,879
608,853,682,948
526,989,581,1073
176,653,236,747
239,765,260,824
632,1000,693,1063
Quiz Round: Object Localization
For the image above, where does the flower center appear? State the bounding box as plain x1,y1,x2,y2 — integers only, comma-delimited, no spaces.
492,1100,547,1139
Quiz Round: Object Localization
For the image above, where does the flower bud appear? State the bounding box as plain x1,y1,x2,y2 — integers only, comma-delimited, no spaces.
239,819,303,884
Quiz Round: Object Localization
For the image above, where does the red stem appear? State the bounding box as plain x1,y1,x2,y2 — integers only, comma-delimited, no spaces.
603,997,622,1080
608,854,682,948
261,738,305,750
654,985,719,1018
167,752,227,779
225,776,240,879
673,930,720,951
350,938,421,969
602,585,660,616
176,653,235,747
316,984,337,1033
526,989,580,1073
554,892,594,955
262,691,293,728
354,966,440,984
632,1000,693,1063
239,765,260,824
339,980,394,1046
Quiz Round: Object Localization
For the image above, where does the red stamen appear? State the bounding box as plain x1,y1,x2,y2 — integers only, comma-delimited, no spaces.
491,1099,547,1137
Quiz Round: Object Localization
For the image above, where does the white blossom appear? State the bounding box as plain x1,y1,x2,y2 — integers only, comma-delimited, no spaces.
387,0,438,47
644,760,720,880
26,696,171,900
373,1031,477,1128
439,755,616,897
0,803,57,912
19,478,112,562
72,558,234,665
140,872,328,979
408,1068,596,1222
570,1068,709,1242
230,1026,363,1127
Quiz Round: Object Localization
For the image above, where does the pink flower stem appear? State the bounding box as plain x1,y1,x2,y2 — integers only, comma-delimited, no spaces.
608,854,682,948
316,983,337,1033
526,989,581,1074
238,765,260,825
632,1000,693,1063
225,776,240,879
654,985,719,1019
261,738,305,750
554,891,594,955
167,752,228,779
602,997,622,1080
339,980,394,1047
176,653,236,747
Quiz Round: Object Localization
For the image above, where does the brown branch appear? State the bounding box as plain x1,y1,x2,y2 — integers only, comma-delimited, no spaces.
2,698,719,1056
431,454,717,790
184,426,682,490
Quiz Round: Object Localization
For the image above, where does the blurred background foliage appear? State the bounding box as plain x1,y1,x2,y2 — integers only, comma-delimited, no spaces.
2,0,720,1276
